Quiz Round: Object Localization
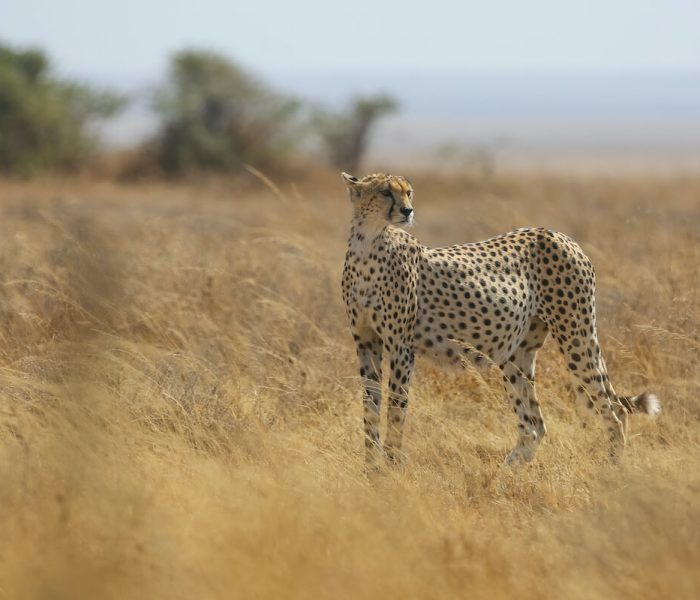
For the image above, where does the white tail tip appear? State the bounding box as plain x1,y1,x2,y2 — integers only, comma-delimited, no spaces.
639,392,661,417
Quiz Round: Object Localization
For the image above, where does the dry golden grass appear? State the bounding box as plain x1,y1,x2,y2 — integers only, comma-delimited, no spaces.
0,171,699,599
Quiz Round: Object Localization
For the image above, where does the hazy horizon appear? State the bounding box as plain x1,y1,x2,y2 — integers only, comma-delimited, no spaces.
93,68,700,172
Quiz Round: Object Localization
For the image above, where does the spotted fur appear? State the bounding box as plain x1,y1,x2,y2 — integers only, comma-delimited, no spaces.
341,172,660,467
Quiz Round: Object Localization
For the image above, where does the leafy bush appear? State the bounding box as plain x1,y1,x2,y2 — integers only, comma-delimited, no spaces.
313,95,398,173
152,50,301,175
0,43,124,176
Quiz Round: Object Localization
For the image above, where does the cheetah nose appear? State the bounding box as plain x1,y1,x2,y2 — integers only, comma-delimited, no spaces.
400,207,413,217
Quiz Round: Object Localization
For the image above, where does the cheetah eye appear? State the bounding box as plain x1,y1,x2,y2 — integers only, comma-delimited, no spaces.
381,189,393,198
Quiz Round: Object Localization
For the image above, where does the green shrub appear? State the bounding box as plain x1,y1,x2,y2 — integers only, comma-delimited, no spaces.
0,43,124,177
152,50,301,175
313,95,398,173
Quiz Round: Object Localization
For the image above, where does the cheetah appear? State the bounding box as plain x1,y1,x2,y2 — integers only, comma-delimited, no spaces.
341,172,660,468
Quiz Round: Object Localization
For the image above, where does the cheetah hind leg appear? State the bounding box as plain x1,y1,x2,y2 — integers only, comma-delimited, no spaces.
561,337,628,461
572,382,596,429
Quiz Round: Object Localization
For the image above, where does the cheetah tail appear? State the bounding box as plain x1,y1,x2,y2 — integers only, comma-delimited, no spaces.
620,392,661,417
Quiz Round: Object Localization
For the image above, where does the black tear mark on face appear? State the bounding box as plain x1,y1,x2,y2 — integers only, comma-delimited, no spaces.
348,175,358,181
384,189,396,219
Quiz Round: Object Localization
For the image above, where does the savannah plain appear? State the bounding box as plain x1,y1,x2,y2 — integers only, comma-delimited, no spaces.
0,170,699,599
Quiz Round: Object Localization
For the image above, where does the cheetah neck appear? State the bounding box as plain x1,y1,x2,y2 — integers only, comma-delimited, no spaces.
347,221,390,254
347,222,423,265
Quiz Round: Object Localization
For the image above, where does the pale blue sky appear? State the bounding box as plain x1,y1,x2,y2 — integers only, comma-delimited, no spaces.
3,0,700,84
4,0,699,167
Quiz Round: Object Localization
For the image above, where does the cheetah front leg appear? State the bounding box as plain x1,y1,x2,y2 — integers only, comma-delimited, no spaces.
354,334,384,469
384,344,414,466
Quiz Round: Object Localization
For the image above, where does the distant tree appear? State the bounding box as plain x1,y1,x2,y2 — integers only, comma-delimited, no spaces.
151,50,301,175
313,95,398,173
0,43,124,176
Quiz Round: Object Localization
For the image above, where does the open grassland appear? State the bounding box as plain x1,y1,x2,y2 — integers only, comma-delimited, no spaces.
0,172,699,599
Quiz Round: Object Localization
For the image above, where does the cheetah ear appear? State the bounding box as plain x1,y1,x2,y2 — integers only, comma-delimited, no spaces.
341,172,362,199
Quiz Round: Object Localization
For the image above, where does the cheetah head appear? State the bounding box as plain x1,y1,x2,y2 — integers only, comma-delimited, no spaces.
341,172,414,229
